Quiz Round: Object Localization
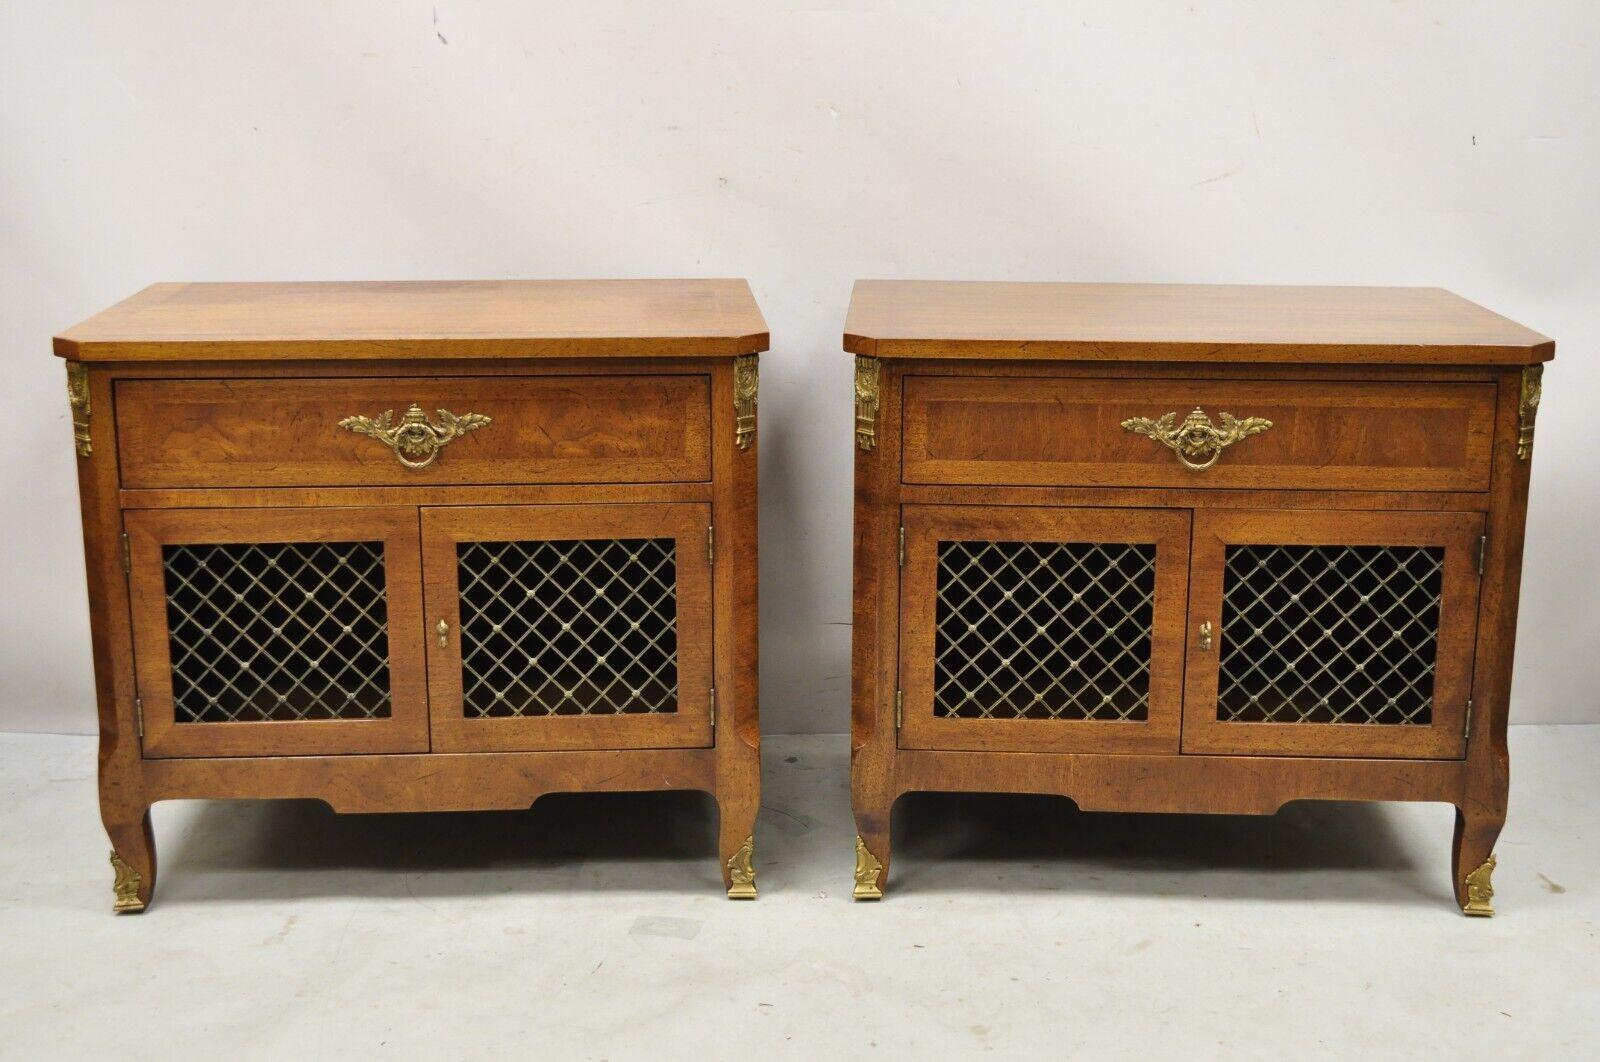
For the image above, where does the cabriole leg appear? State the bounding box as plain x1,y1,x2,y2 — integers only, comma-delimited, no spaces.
852,807,890,901
103,806,155,914
1453,803,1506,917
718,790,759,899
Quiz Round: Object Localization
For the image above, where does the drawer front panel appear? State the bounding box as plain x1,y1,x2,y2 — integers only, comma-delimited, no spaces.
902,376,1496,491
116,374,712,488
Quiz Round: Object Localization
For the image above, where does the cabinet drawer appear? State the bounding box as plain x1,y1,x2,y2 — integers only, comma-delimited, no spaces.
115,374,712,488
902,376,1496,492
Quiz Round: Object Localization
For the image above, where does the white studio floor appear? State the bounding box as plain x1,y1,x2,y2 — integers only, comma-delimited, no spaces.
1,727,1595,1060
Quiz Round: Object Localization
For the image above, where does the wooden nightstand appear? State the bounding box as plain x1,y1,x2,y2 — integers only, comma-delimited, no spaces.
58,279,767,910
844,280,1550,914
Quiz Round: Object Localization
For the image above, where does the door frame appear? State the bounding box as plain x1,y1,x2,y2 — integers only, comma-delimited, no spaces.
898,504,1191,754
126,506,430,758
421,502,714,752
1181,508,1485,759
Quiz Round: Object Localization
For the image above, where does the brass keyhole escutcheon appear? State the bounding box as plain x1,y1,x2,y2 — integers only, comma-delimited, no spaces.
436,619,449,648
1199,620,1213,652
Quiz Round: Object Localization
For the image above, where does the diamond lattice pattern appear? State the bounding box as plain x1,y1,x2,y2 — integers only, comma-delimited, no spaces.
164,542,392,723
1218,545,1444,725
458,538,679,717
934,540,1156,721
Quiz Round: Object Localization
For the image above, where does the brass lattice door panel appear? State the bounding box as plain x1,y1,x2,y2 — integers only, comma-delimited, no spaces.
125,507,429,758
898,505,1191,754
1181,509,1486,759
421,503,713,752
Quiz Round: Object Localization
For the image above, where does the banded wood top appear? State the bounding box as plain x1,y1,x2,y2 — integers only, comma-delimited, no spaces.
55,279,770,361
843,281,1552,365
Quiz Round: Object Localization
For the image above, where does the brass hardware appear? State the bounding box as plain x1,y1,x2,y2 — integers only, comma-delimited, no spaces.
338,404,490,469
1122,408,1272,472
1198,620,1213,652
707,525,715,566
121,533,131,574
898,526,905,567
1477,535,1488,577
726,835,757,899
710,686,717,731
1464,697,1474,740
733,354,759,451
66,362,92,457
1463,853,1497,917
895,689,903,731
110,852,144,913
853,835,885,900
436,619,449,648
1517,365,1542,461
134,697,144,740
855,356,881,451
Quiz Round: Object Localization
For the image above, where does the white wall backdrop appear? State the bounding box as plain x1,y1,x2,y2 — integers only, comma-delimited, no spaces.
3,1,1596,734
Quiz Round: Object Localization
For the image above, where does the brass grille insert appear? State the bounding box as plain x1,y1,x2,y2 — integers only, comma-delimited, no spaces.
934,540,1156,721
1219,545,1443,725
457,538,679,718
163,542,392,723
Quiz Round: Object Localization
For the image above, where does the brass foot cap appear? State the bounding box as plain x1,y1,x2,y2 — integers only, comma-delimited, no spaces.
1461,853,1496,918
727,883,758,900
109,852,145,914
852,836,885,901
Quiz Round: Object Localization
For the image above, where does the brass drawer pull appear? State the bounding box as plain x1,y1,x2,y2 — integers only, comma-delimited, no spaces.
1121,408,1272,472
338,404,491,469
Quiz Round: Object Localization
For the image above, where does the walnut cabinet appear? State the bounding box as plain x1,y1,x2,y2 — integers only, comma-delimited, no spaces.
60,280,767,911
846,281,1551,914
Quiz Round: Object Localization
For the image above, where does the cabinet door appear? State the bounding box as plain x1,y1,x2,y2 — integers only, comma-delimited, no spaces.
126,507,429,758
1182,509,1484,759
422,504,714,752
899,505,1191,754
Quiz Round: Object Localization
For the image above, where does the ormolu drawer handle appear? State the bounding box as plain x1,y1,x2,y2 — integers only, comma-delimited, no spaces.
1121,408,1272,472
338,404,491,469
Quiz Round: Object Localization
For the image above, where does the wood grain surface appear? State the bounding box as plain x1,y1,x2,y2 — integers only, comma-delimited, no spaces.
56,279,769,361
845,280,1552,364
116,374,713,488
902,375,1497,491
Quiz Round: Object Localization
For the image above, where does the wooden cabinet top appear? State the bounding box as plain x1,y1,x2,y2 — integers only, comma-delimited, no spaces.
54,279,769,362
842,280,1552,365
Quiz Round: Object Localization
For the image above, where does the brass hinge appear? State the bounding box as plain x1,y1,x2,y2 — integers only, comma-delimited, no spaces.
895,689,903,730
898,526,905,567
121,533,131,574
1464,697,1474,740
1477,535,1488,576
134,697,145,740
710,686,717,730
707,525,715,566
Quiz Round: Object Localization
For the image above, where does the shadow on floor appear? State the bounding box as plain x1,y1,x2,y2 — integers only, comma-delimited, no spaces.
891,791,1448,907
161,788,725,902
154,740,1451,909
